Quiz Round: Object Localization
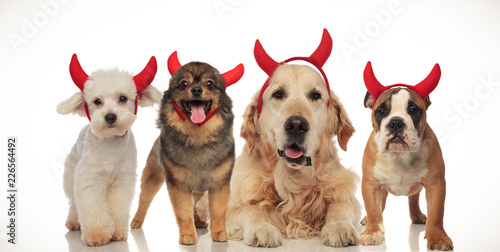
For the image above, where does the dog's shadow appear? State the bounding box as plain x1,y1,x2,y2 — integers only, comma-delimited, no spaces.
65,230,131,252
408,223,426,251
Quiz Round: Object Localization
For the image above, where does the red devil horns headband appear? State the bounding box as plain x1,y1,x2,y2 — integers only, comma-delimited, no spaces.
255,28,333,115
364,61,441,103
167,51,244,87
69,54,158,122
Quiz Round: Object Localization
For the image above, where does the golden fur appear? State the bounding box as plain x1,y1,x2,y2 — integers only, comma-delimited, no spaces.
227,64,361,248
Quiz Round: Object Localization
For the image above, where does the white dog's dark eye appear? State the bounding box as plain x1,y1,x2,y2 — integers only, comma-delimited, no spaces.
272,90,284,99
311,92,321,100
94,99,101,105
120,96,128,103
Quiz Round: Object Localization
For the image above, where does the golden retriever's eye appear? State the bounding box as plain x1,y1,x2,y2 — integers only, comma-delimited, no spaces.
272,90,284,99
94,99,101,105
311,92,321,100
119,96,128,103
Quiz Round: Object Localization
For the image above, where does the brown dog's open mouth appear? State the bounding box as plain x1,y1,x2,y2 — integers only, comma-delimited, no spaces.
278,143,312,167
182,100,212,124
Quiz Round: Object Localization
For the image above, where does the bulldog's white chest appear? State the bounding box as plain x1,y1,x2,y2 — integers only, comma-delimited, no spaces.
373,150,428,196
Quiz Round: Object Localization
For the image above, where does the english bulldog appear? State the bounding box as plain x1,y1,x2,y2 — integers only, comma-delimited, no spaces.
359,62,453,251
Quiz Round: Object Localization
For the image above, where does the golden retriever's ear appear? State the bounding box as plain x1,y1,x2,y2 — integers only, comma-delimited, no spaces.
329,92,355,151
240,94,259,152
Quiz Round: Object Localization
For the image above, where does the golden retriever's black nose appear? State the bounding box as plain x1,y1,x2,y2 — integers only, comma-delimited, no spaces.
191,87,203,97
284,116,309,136
105,114,117,124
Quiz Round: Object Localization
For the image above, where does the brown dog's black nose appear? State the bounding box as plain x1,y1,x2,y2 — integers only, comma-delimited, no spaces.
191,87,203,97
105,114,117,124
284,116,309,136
387,117,405,133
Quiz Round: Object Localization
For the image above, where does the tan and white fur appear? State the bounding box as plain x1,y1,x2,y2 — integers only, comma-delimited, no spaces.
360,88,453,251
227,64,361,248
57,69,161,246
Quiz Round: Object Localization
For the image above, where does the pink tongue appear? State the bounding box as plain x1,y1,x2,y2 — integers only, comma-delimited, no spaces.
285,147,304,159
190,104,206,124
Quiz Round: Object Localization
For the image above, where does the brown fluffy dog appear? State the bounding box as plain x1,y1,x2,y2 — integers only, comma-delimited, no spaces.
130,58,240,245
226,62,361,247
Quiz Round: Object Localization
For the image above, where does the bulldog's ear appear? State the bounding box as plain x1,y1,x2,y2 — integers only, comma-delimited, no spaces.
364,91,374,109
57,92,87,117
424,96,432,109
240,93,259,152
330,91,355,151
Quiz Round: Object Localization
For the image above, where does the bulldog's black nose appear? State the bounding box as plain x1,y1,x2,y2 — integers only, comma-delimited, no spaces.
191,87,203,97
284,116,309,136
388,117,405,133
105,114,117,124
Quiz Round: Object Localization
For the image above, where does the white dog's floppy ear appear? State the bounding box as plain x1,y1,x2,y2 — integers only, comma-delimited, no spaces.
329,91,355,151
240,94,259,152
137,85,162,107
57,92,87,117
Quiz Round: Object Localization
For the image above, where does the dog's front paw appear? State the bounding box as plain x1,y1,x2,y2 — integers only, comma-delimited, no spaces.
359,226,384,246
212,231,228,242
243,222,283,248
426,231,453,251
321,221,358,247
65,221,81,231
111,228,128,242
410,212,427,224
130,219,143,229
179,234,197,245
82,229,112,247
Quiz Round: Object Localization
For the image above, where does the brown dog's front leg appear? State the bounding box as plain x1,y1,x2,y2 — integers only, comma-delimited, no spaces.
208,183,230,242
359,180,385,246
167,183,197,245
424,179,453,251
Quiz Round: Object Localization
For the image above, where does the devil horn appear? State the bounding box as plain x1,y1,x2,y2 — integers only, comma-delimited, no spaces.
133,56,157,94
363,61,386,100
69,54,89,91
309,28,333,67
413,64,441,99
167,51,182,76
222,64,244,88
254,40,280,76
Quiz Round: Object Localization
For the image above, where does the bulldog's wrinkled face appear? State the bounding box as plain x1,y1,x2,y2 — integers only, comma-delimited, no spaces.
365,88,430,153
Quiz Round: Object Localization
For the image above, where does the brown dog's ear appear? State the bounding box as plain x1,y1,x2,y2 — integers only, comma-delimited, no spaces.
424,95,431,109
364,91,374,109
57,92,87,117
240,94,259,152
330,92,355,151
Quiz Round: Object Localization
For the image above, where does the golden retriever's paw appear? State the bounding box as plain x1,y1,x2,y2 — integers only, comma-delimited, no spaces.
410,212,427,224
111,228,128,242
360,216,368,225
426,232,453,251
82,230,112,247
179,234,197,245
65,221,81,231
130,219,143,229
243,222,283,248
212,231,229,242
321,221,358,247
227,223,243,240
359,229,384,246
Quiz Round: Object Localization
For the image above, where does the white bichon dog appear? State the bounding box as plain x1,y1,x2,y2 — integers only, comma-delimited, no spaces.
57,54,162,246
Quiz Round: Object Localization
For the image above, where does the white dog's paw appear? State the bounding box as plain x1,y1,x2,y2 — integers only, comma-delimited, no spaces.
243,222,283,248
359,229,384,246
82,229,112,247
321,221,359,247
65,221,81,231
111,227,128,242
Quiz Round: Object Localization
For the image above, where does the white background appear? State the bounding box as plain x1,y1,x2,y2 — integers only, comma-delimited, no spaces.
1,0,499,251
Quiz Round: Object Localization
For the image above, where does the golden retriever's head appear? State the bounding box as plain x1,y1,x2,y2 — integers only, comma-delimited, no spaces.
241,63,355,169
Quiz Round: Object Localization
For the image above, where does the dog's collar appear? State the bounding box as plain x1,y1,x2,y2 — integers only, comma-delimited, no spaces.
257,56,331,116
171,98,222,126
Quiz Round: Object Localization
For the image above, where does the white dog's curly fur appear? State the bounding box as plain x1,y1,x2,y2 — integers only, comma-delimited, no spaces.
57,68,161,246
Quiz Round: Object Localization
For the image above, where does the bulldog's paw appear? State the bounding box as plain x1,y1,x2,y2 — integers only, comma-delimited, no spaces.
410,212,427,224
360,216,368,225
426,231,453,251
359,226,384,246
179,234,197,245
243,222,283,248
321,221,358,247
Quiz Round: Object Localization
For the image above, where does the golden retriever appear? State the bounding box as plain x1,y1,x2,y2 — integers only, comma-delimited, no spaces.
226,30,361,248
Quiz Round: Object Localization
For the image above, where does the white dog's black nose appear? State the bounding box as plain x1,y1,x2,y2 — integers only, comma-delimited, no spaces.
285,116,309,136
387,117,405,133
105,114,117,124
191,87,203,97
